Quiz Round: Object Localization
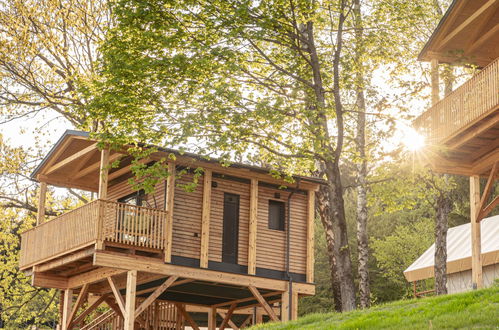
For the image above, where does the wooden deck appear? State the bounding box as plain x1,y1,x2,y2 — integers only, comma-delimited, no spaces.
414,56,499,145
20,200,167,269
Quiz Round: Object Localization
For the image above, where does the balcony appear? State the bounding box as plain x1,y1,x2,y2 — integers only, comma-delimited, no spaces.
19,200,167,269
414,57,499,145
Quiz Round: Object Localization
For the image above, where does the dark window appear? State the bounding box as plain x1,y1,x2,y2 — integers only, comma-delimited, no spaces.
222,193,240,264
118,190,146,206
268,200,285,231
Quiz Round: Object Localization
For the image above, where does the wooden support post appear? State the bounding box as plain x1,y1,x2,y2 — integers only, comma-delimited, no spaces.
291,291,298,321
200,169,212,268
306,190,315,283
37,181,47,225
208,306,217,330
61,289,73,330
248,178,258,275
107,276,126,315
248,285,280,322
176,304,183,330
281,290,289,322
98,148,110,199
164,162,176,263
470,175,483,289
431,59,440,106
218,303,237,330
124,270,137,330
255,308,263,324
153,302,160,329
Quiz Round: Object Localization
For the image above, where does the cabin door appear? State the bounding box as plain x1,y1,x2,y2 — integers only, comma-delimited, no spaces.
222,193,240,264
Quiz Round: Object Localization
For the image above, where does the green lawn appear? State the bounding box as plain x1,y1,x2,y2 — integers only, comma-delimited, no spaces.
250,286,499,329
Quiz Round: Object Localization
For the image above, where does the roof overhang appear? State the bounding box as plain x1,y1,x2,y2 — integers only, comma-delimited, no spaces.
32,130,325,192
419,0,499,67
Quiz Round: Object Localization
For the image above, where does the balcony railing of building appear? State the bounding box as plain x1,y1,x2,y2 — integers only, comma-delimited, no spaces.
19,200,168,269
414,57,499,143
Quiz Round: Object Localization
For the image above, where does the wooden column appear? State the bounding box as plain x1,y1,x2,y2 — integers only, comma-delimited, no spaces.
164,162,176,263
61,289,73,330
470,175,483,289
208,306,217,330
248,179,258,275
153,302,160,329
36,181,47,225
431,59,440,105
281,289,289,322
98,149,110,199
291,291,298,320
124,270,137,330
306,190,315,283
200,169,212,268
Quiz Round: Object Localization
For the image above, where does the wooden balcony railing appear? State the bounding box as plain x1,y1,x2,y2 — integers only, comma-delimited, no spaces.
414,57,499,143
19,200,168,269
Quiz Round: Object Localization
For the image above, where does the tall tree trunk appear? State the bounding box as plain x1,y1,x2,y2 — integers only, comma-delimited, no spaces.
353,0,370,309
434,65,454,295
434,192,451,295
317,186,343,312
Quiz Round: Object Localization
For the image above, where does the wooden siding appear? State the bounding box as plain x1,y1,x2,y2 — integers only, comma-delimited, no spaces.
88,172,308,274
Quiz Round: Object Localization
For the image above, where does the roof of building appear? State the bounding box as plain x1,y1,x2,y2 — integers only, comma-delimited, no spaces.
404,215,499,282
31,130,326,187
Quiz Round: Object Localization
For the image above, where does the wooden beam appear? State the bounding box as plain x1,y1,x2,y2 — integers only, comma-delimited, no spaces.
176,303,200,330
107,276,126,316
480,195,499,221
200,169,212,268
281,289,289,322
219,303,237,330
36,182,47,225
470,175,483,289
248,285,279,322
61,289,73,330
431,59,439,105
248,178,258,275
240,314,252,328
134,276,178,317
66,283,89,328
467,23,499,55
306,190,315,283
153,302,160,329
218,310,239,330
212,291,283,308
448,113,499,149
94,251,315,295
208,306,217,330
31,272,67,289
164,162,176,263
67,267,125,289
36,247,94,272
438,0,498,50
124,270,137,330
73,152,123,180
478,162,498,220
98,149,110,199
104,296,124,317
71,294,108,327
108,158,151,181
46,143,98,175
36,174,98,192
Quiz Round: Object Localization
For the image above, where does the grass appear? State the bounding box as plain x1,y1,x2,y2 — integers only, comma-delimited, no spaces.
250,286,499,329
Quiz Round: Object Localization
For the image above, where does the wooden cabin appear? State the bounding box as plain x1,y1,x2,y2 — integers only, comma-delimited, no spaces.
413,0,498,291
19,130,321,330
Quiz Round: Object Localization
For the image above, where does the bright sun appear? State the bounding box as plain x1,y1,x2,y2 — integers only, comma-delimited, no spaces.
401,126,426,151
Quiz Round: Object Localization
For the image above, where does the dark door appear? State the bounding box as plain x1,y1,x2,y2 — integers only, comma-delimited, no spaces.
222,193,240,264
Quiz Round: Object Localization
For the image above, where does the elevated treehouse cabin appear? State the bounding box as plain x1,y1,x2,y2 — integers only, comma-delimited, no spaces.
413,0,499,291
20,130,321,330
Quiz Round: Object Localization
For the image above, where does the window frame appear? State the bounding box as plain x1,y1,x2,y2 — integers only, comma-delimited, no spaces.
268,199,286,231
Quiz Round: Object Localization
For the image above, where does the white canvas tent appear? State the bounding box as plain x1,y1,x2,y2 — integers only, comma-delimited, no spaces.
404,215,499,293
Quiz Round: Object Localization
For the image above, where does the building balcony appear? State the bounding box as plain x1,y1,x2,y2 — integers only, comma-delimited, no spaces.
20,199,168,270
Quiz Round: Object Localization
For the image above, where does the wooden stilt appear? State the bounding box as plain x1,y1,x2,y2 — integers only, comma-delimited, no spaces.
281,289,289,322
61,289,73,330
208,306,217,330
107,276,126,315
124,270,137,330
248,285,279,322
291,291,298,320
37,181,47,225
66,283,89,328
153,301,160,329
470,175,483,289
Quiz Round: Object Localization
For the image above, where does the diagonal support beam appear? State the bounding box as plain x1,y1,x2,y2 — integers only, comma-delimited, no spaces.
46,143,98,175
219,303,237,330
67,284,89,328
70,294,109,328
107,276,126,316
480,195,499,221
478,162,498,221
176,303,200,330
248,285,280,322
134,276,178,318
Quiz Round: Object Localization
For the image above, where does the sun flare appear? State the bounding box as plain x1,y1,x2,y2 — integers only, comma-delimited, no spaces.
401,126,426,151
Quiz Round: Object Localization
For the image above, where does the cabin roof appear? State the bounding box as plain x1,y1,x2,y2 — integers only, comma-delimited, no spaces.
419,0,499,67
31,130,325,191
403,215,499,282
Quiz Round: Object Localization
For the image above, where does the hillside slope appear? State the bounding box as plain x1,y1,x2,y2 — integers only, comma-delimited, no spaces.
251,286,499,329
